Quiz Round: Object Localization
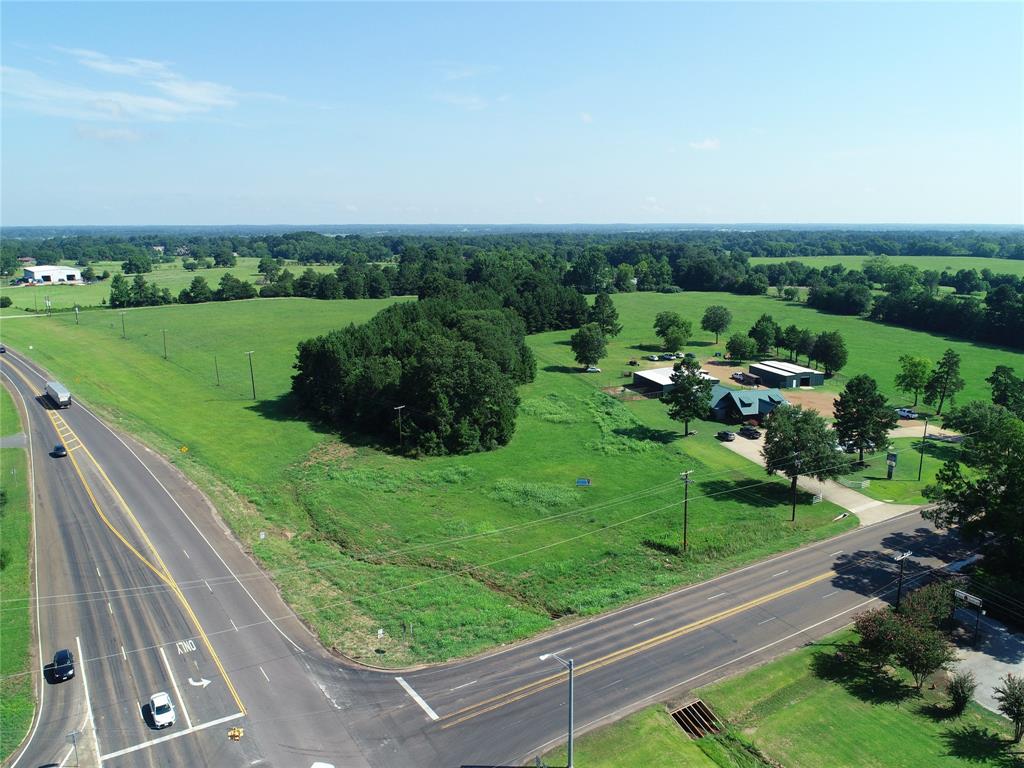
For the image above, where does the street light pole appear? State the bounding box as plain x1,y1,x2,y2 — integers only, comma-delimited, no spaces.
394,405,406,450
790,454,801,523
917,417,929,482
681,470,692,552
245,351,256,400
894,551,912,609
539,653,574,768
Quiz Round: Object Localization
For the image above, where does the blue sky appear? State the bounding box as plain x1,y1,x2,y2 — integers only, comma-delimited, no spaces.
2,2,1021,225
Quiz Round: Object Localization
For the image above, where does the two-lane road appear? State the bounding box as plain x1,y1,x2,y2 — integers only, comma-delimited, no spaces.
2,346,967,768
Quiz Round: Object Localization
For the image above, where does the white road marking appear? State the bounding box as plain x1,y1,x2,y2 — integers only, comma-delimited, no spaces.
158,646,193,730
120,645,127,661
75,636,101,764
204,580,212,593
259,666,270,683
550,646,572,657
230,619,238,632
183,550,190,559
822,591,838,599
771,570,789,578
632,617,656,627
594,678,623,693
100,712,244,761
449,679,477,692
108,602,113,615
138,702,145,723
57,745,75,768
758,616,777,625
707,592,728,600
96,567,102,578
395,676,439,721
830,550,844,556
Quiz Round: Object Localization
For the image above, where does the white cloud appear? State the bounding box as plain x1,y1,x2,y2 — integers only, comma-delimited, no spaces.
580,111,593,124
1,47,239,123
75,124,141,142
689,137,721,151
435,92,487,111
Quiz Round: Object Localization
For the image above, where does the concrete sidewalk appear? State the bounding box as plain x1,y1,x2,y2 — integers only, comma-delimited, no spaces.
953,608,1024,714
722,433,919,526
0,432,27,448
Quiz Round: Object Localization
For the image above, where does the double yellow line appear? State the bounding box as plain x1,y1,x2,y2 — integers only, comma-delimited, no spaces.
440,570,833,728
9,361,245,714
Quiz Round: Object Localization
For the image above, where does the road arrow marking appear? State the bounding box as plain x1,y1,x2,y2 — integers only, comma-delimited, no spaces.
188,677,211,689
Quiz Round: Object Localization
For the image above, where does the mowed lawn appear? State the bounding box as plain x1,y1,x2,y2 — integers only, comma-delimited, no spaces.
748,254,1024,278
836,437,959,506
0,381,21,437
0,257,340,315
0,393,33,762
0,294,865,665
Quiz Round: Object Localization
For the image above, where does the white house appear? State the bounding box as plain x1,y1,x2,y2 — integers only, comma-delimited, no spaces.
22,265,83,284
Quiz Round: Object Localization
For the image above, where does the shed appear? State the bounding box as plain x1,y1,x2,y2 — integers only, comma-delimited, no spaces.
632,366,719,395
22,265,82,284
748,360,824,388
710,385,788,423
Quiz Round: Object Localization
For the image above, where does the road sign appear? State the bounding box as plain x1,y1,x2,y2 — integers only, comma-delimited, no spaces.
575,478,591,487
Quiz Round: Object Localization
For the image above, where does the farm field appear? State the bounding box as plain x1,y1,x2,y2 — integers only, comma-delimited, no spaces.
0,409,33,762
748,254,1024,277
545,630,1020,768
0,295,861,666
0,257,339,315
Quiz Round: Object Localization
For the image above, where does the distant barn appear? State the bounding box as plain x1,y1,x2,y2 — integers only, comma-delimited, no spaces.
748,360,824,388
22,265,82,284
632,366,719,395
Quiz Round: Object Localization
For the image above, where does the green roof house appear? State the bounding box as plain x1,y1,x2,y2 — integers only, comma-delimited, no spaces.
710,385,788,423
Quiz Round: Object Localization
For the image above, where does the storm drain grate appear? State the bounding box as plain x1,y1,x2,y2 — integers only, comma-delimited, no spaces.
670,699,722,739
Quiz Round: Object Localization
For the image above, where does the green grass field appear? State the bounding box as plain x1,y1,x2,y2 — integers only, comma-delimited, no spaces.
0,294,863,665
835,437,959,505
0,257,339,315
748,254,1024,277
0,382,21,437
0,409,34,762
544,630,1020,768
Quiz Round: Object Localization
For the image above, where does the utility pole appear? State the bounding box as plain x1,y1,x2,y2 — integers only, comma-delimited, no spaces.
894,551,912,609
74,306,80,325
917,417,929,482
680,470,692,552
790,453,801,523
245,351,256,400
162,329,168,360
394,405,406,449
539,653,574,768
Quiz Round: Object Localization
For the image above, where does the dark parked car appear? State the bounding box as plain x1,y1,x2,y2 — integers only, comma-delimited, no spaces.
716,430,736,442
53,444,68,458
0,344,6,353
53,649,75,681
738,425,761,439
684,352,697,359
628,359,639,366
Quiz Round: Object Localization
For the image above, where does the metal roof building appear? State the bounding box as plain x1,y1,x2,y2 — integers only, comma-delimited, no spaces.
748,360,824,388
22,265,83,284
632,366,719,394
710,385,789,422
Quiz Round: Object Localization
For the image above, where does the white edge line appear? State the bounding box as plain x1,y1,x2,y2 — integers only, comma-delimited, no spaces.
158,646,193,730
449,679,477,692
395,676,439,721
757,616,777,625
771,570,789,578
632,617,656,627
57,744,75,768
73,393,304,652
99,711,244,761
75,635,102,765
3,369,43,768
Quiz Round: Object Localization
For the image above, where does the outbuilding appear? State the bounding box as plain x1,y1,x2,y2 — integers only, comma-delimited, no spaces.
632,366,719,395
22,265,82,284
748,360,824,388
710,385,789,423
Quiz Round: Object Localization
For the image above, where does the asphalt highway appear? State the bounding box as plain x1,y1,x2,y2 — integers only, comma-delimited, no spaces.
1,347,970,768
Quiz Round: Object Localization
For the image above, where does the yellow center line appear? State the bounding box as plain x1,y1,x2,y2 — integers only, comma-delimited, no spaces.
7,361,246,714
440,570,834,729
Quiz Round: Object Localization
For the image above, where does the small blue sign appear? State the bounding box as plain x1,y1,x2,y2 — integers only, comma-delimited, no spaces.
576,478,592,487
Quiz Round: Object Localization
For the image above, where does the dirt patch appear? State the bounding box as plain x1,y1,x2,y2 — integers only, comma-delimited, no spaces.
302,440,356,467
780,387,837,418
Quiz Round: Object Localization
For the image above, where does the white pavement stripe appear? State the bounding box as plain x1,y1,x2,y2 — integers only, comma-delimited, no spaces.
395,676,439,721
632,617,656,627
58,745,75,768
99,712,244,761
158,646,193,729
449,680,477,692
230,619,238,632
183,550,190,559
204,580,212,593
120,645,127,661
771,570,789,578
75,636,102,765
706,592,728,600
757,617,777,625
830,550,844,556
108,602,113,615
260,666,270,683
822,591,838,599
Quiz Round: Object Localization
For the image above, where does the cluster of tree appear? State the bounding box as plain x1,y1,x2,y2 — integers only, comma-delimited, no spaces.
660,358,715,437
108,273,173,308
806,279,873,315
569,293,623,367
893,349,965,413
723,316,847,376
292,300,535,455
259,265,393,300
177,273,258,304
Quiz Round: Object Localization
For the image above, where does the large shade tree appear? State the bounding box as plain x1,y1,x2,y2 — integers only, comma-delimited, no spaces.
923,348,964,415
700,305,732,344
894,355,932,407
762,405,844,521
833,374,898,463
570,323,607,368
661,358,714,437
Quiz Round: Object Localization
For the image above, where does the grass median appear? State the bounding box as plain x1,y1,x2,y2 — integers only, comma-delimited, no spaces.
0,382,33,762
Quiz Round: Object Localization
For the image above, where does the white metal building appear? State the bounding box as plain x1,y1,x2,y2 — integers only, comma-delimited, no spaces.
632,366,719,394
22,265,83,284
